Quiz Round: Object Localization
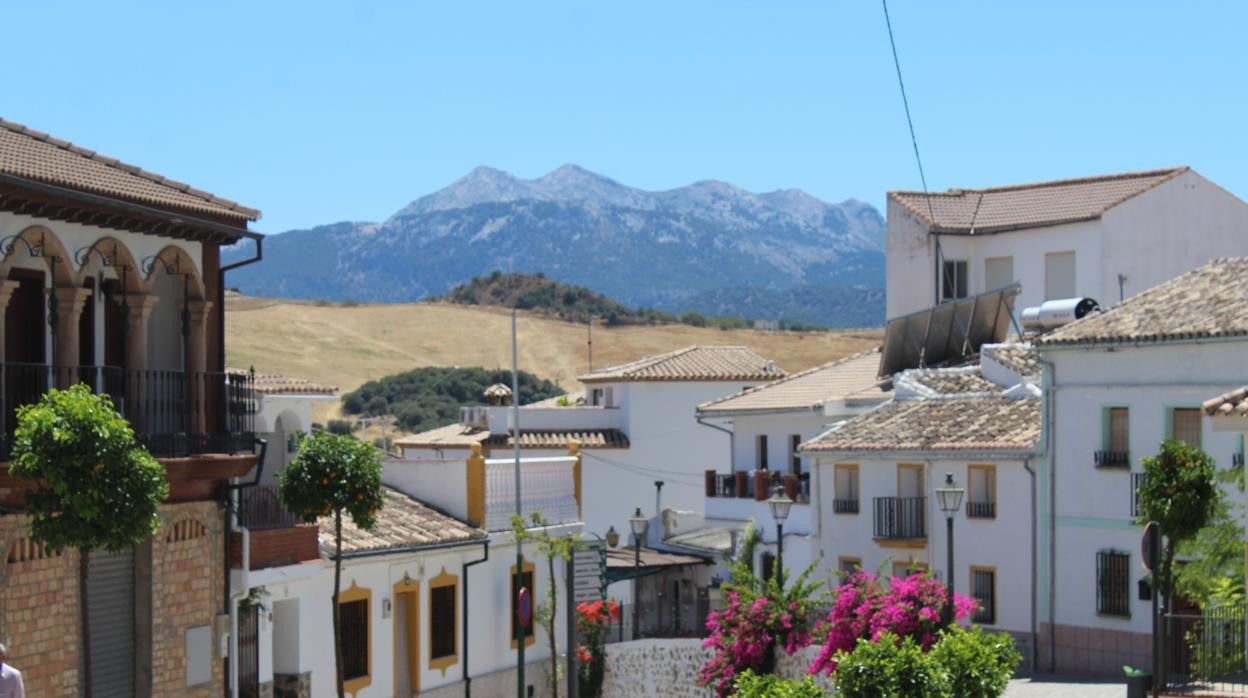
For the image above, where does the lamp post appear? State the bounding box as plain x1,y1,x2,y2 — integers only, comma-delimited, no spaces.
767,483,793,588
629,507,648,640
935,472,966,626
605,525,620,549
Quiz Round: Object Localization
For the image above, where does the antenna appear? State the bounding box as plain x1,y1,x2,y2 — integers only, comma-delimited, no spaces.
587,315,594,372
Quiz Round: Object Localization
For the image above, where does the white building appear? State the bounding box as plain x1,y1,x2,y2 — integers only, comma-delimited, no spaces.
886,167,1248,321
686,349,891,580
802,345,1042,667
1033,257,1248,677
394,346,784,610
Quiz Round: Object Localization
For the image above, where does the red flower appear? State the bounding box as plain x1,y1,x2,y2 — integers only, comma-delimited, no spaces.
578,644,593,663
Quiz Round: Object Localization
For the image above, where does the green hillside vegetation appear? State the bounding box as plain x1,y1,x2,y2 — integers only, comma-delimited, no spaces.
440,271,826,331
341,366,565,433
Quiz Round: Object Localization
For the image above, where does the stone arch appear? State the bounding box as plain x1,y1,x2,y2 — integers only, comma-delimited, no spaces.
0,224,75,286
139,244,205,300
72,236,143,294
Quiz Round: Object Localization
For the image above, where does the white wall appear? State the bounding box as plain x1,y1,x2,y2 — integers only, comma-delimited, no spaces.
383,457,470,524
1045,340,1248,635
272,532,573,698
812,455,1037,637
728,412,829,476
884,172,1248,321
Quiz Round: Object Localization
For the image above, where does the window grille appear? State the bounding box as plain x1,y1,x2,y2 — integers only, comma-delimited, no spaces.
1096,551,1130,617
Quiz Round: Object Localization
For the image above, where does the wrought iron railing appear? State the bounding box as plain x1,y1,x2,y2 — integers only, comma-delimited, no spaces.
833,498,860,514
966,500,996,519
873,497,926,539
1165,604,1248,693
239,485,302,530
0,363,256,460
1095,450,1130,468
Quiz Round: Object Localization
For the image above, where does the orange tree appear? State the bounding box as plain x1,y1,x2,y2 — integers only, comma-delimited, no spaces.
10,384,169,697
278,431,384,698
1136,439,1219,611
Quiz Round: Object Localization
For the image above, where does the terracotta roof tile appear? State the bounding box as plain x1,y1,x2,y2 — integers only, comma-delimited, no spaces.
697,349,890,414
321,487,486,556
890,167,1186,234
243,371,337,396
1203,387,1248,418
0,118,260,221
802,395,1041,453
579,346,784,384
395,424,628,450
1036,258,1248,347
896,366,999,397
981,344,1041,377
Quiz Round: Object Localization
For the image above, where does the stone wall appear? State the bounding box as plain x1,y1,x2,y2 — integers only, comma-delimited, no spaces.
600,640,835,697
151,501,226,696
0,513,80,696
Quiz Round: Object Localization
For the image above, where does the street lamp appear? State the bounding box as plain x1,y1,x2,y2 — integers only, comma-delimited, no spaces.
767,483,793,588
605,525,620,548
935,472,966,626
629,507,648,640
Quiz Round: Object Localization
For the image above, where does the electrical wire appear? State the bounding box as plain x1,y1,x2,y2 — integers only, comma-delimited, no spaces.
580,452,704,487
881,0,936,225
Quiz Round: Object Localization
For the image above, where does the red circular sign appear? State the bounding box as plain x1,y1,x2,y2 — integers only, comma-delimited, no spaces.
517,586,532,626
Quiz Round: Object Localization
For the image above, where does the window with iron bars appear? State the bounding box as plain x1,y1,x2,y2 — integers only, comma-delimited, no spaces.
1096,550,1130,617
971,567,996,625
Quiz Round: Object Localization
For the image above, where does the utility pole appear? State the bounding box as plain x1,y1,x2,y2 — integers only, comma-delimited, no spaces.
513,309,526,697
587,315,593,372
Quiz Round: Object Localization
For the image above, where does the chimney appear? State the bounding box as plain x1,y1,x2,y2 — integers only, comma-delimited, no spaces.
654,480,665,518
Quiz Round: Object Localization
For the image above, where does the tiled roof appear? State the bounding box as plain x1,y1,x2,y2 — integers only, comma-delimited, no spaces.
484,383,512,398
482,429,630,449
1203,387,1248,418
0,118,260,221
802,396,1041,454
697,349,890,415
1036,258,1248,347
898,367,998,396
981,344,1040,377
579,346,784,384
236,370,337,396
394,424,628,450
322,487,486,556
890,167,1186,234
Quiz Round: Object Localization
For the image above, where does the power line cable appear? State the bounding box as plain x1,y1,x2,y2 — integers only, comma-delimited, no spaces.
881,0,936,225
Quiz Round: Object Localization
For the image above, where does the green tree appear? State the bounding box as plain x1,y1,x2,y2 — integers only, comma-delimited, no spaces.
10,384,169,697
278,431,385,698
513,511,580,697
1137,439,1220,612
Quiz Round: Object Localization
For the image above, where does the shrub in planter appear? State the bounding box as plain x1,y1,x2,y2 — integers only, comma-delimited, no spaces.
733,670,827,697
576,598,620,697
834,632,950,698
928,626,1020,698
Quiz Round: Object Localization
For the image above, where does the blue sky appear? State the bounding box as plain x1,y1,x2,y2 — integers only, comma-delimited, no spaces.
5,1,1245,233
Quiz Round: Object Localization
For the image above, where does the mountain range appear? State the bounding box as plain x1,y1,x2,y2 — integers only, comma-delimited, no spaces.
223,165,886,327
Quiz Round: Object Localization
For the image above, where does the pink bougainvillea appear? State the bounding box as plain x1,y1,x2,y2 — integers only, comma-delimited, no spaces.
697,591,815,696
808,571,979,675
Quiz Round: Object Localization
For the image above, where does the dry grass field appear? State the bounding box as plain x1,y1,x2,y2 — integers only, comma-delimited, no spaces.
224,295,883,424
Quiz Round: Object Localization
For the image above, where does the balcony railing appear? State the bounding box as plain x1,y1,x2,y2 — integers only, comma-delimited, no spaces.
239,485,302,530
0,363,256,460
873,497,926,540
1095,450,1130,468
833,498,859,514
705,470,810,503
966,500,996,519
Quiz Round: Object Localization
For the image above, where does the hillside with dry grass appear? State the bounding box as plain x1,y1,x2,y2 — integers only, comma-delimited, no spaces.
224,295,883,425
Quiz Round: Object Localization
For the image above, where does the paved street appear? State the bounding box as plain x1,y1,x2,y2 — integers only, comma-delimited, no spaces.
1005,675,1125,697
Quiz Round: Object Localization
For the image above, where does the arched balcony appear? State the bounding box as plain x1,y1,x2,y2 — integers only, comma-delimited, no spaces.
0,227,255,460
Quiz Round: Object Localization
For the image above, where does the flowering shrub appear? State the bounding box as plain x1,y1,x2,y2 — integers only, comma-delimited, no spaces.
575,598,620,697
697,523,824,696
809,571,978,675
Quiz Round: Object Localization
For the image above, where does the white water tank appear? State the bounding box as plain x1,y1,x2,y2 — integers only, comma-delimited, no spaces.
1020,297,1100,332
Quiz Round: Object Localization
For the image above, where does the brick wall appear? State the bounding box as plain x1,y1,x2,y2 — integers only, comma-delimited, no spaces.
151,501,226,696
0,514,80,696
229,525,320,570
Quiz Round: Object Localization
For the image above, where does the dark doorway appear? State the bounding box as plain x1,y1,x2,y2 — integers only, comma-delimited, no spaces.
78,277,95,373
5,268,45,364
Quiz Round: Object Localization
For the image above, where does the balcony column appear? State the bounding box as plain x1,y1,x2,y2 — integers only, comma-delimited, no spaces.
120,293,159,371
185,300,213,435
0,280,21,362
52,287,93,387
